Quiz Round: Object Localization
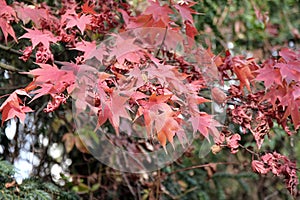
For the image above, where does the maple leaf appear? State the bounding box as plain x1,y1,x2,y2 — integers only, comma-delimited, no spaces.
65,14,92,35
135,93,172,136
125,14,153,29
73,40,98,60
187,94,211,113
126,66,147,89
0,1,18,43
280,90,300,130
174,1,198,25
19,28,57,50
185,21,198,39
189,112,220,142
81,2,97,15
60,4,77,23
26,63,73,85
13,2,50,27
0,89,32,124
23,63,75,102
262,85,286,108
109,35,144,64
279,47,299,62
292,83,300,100
157,117,179,150
144,0,173,26
144,99,180,149
97,91,131,135
256,59,283,88
0,1,17,19
109,91,131,133
0,18,17,43
277,61,300,84
232,57,256,93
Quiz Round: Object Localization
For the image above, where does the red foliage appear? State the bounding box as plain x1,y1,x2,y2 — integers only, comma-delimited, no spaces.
0,0,299,196
252,152,299,195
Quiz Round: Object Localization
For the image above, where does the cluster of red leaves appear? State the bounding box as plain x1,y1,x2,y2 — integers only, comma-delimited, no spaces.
226,86,273,149
119,0,198,38
256,48,300,134
0,0,127,124
71,29,220,150
252,152,298,195
213,47,300,195
1,0,219,150
214,48,300,148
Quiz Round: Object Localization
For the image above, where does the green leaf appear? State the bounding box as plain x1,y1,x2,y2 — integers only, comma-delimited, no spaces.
91,183,100,192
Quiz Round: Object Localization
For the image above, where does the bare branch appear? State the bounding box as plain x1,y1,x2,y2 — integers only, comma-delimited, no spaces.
0,62,22,72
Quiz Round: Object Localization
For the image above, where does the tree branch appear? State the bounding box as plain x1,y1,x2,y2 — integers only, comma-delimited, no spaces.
0,62,22,72
159,162,239,180
0,44,23,56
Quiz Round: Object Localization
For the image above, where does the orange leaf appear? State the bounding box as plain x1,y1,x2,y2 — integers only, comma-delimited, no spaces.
62,133,75,153
157,130,167,148
149,93,172,103
233,64,255,93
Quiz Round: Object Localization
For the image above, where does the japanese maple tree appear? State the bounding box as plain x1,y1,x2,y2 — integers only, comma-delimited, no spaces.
0,0,299,198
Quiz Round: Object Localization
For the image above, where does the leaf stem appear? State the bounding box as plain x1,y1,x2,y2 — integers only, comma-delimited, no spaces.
155,26,168,57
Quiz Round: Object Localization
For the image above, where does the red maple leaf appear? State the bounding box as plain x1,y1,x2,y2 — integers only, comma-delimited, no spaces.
232,57,257,93
0,0,18,43
0,89,32,124
185,21,198,39
19,28,57,50
13,2,50,27
279,47,299,62
23,63,75,101
81,2,97,15
144,1,173,26
135,93,172,136
65,14,91,34
174,1,198,25
110,35,144,64
0,18,17,43
97,91,131,135
73,40,98,60
280,89,300,130
256,59,283,88
277,61,300,84
189,112,220,142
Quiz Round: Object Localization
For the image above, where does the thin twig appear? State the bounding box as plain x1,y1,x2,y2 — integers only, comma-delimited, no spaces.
156,169,161,199
239,144,259,157
0,44,23,56
155,26,168,57
160,162,239,180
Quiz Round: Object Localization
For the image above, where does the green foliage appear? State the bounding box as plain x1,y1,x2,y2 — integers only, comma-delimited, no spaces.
0,159,79,200
193,0,299,54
